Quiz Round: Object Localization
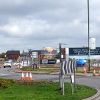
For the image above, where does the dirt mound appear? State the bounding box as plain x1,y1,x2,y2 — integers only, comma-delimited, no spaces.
15,80,55,86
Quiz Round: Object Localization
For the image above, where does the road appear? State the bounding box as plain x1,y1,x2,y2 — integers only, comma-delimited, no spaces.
0,66,100,90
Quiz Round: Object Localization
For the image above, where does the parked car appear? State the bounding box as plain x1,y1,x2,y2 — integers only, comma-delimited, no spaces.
3,61,12,68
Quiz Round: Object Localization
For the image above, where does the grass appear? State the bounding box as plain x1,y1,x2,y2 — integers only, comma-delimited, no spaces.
75,71,83,73
21,64,60,72
21,68,59,72
76,71,99,73
0,78,97,100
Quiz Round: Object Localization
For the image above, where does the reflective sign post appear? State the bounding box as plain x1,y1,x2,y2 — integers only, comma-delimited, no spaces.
70,75,74,94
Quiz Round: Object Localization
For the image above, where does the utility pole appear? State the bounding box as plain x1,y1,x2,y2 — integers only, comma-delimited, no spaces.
87,0,90,71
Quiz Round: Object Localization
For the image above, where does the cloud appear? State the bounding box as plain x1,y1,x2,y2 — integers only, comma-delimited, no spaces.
0,18,51,37
0,0,99,56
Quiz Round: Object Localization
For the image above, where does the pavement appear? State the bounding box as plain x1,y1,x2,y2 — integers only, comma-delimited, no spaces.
9,68,100,100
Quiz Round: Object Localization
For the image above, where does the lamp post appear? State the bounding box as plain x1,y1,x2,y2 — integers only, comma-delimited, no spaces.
87,0,90,71
59,43,67,95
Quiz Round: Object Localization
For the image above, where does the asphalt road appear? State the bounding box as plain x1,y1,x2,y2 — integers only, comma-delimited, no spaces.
0,66,100,90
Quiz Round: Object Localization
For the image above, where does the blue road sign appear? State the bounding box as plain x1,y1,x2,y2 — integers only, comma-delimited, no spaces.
69,47,100,55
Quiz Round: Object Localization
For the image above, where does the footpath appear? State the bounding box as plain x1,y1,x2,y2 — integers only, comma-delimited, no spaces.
9,68,100,100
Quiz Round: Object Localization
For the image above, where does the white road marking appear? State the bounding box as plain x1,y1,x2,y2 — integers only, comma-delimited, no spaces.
0,73,8,76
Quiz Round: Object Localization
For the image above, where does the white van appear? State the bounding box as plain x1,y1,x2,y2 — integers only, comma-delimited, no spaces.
4,61,12,68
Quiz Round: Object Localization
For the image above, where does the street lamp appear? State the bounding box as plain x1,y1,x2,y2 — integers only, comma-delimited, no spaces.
87,0,90,71
59,43,67,93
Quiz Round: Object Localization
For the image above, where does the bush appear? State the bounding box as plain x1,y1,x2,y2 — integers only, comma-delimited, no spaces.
0,78,15,89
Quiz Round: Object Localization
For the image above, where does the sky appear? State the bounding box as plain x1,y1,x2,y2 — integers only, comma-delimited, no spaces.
0,0,100,56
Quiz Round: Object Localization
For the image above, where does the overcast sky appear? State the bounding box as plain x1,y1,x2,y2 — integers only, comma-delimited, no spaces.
0,0,100,54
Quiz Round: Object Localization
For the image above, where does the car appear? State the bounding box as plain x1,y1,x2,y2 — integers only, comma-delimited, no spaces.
3,61,12,68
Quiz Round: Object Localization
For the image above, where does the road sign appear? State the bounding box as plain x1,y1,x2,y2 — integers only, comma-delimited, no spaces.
69,47,100,55
48,60,56,64
90,38,96,49
32,52,38,58
40,59,56,64
42,59,48,64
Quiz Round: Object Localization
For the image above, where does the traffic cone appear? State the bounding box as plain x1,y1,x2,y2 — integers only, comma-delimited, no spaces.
83,67,87,73
21,71,25,80
29,71,33,80
93,69,96,76
98,70,100,76
25,71,29,80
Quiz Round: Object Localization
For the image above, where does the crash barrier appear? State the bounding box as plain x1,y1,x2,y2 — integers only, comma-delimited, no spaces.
21,71,33,80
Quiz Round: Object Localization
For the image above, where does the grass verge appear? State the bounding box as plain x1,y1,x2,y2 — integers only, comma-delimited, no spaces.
0,78,97,100
21,67,58,72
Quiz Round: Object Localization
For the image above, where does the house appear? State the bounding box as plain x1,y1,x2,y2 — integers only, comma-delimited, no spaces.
6,50,20,60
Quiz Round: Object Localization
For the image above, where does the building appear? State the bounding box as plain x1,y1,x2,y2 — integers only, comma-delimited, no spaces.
6,50,20,60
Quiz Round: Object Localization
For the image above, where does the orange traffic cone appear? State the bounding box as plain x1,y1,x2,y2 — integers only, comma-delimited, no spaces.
98,70,100,76
83,67,87,73
29,71,33,80
93,69,96,76
21,71,25,80
25,71,29,80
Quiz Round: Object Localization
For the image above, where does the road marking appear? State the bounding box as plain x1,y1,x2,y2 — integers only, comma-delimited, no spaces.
0,73,8,76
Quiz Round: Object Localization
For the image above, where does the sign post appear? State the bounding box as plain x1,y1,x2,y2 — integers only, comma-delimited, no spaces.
31,52,38,68
59,59,76,95
69,47,99,55
70,75,75,94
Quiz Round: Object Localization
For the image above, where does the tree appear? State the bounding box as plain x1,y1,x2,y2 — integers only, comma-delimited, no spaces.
0,52,6,58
